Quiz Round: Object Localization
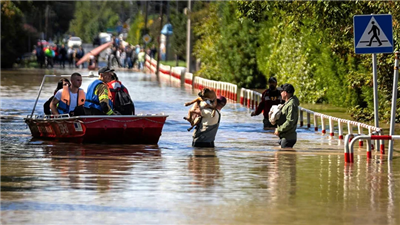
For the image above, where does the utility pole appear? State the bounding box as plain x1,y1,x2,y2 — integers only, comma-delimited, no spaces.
144,0,148,47
175,0,179,66
144,1,148,28
45,4,49,40
186,0,192,72
156,1,164,82
166,1,170,62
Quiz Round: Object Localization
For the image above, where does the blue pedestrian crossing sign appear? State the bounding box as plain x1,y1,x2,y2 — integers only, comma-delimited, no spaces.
354,14,393,54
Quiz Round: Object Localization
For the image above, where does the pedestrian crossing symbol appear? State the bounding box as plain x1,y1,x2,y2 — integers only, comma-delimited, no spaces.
354,14,393,54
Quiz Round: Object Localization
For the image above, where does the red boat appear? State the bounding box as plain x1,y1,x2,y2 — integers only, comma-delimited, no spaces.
24,75,168,144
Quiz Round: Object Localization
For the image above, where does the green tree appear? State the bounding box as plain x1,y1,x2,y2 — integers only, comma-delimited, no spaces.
193,2,266,88
236,0,400,122
1,1,29,68
127,13,145,46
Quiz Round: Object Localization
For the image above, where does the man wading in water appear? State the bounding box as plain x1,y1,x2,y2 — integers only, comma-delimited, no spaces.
274,84,299,148
192,96,227,147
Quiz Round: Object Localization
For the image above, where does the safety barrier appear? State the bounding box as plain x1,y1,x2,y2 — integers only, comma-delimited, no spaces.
192,76,237,102
145,56,158,74
144,57,386,158
184,72,193,86
240,88,262,109
344,135,397,163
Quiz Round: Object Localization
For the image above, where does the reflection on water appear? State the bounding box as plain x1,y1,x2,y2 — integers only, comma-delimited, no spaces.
1,70,400,224
188,149,221,187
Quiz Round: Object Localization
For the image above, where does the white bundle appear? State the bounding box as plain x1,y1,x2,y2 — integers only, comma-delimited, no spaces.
269,104,284,125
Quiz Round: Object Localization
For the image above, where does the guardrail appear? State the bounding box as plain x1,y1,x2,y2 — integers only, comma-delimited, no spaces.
193,76,237,102
145,57,386,160
344,135,396,163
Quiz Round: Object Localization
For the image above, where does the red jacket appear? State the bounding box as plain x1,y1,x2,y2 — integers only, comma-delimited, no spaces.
254,88,283,118
107,80,129,103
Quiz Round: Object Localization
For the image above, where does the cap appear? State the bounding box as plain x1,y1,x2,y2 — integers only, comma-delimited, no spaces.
98,67,114,75
277,83,295,94
217,95,227,106
268,77,277,83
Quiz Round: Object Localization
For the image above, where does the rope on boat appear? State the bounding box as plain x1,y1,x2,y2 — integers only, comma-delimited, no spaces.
82,117,165,124
103,118,144,123
144,118,166,124
28,117,165,125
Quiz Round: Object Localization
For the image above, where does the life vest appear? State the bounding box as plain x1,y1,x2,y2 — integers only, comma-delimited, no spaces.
57,86,86,114
84,79,113,112
107,80,129,103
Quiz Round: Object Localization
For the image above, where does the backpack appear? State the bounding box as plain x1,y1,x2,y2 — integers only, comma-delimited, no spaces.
113,88,135,115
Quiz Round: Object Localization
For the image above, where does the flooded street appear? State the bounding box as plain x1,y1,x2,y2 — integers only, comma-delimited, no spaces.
1,69,400,224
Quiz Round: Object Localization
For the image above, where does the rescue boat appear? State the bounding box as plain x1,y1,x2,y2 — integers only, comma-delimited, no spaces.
24,74,168,144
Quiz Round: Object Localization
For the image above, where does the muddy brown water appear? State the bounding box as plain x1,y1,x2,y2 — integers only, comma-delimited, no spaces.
1,69,399,224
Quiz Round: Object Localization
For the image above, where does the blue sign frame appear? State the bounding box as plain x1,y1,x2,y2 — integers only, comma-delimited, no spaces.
354,14,393,54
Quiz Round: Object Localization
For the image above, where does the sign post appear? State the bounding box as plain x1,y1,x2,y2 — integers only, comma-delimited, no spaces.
389,52,399,161
143,34,152,44
354,14,393,158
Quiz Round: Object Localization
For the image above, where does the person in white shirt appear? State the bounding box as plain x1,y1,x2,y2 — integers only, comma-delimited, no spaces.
192,96,227,147
50,73,86,116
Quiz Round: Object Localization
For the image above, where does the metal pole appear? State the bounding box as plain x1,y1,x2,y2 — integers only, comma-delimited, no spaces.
156,1,163,82
45,4,49,40
372,53,379,149
144,1,148,29
388,51,399,161
30,75,56,118
166,1,170,61
144,1,148,48
186,0,191,72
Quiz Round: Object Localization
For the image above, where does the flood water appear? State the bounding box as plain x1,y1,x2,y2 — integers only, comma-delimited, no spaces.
1,69,400,224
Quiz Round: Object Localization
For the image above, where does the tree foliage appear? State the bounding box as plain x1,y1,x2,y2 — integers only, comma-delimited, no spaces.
194,1,400,122
69,1,135,42
127,12,145,46
193,2,266,88
1,1,28,68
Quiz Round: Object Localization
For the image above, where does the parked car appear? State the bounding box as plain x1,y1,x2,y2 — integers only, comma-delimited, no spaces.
67,37,82,48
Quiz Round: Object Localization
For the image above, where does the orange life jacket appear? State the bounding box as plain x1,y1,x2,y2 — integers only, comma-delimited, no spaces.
57,86,86,114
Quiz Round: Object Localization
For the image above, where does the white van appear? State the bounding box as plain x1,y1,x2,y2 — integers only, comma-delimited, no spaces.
99,32,112,44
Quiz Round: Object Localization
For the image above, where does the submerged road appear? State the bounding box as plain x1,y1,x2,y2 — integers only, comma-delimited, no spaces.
1,70,399,224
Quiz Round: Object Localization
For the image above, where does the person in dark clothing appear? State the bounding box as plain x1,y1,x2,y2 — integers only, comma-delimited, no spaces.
150,44,157,59
75,46,85,68
43,78,71,115
36,44,45,68
131,49,138,69
59,44,67,68
125,46,133,69
251,77,283,129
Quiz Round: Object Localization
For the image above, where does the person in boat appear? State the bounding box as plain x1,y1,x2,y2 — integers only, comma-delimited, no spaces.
107,72,135,115
251,77,283,129
43,78,71,115
274,83,299,148
192,96,227,147
50,73,86,116
84,67,117,115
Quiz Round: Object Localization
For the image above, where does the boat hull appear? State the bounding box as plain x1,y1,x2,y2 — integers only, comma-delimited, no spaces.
24,115,168,144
